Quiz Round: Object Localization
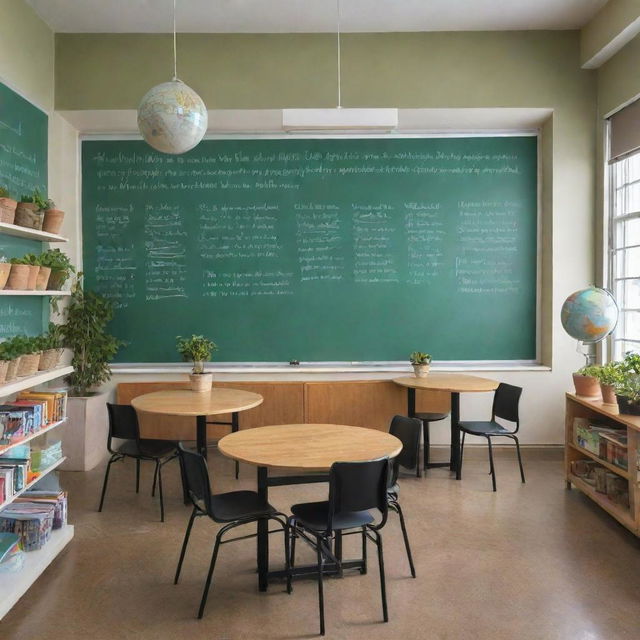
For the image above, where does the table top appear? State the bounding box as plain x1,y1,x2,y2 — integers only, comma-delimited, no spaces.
393,373,499,393
131,388,264,417
218,423,403,471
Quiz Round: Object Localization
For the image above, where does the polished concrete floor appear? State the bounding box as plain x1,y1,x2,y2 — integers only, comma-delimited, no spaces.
3,447,640,639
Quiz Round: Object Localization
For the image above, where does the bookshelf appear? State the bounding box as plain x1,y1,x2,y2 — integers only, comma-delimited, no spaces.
0,457,66,511
0,366,73,398
0,222,68,243
565,393,640,536
0,417,67,456
0,290,71,296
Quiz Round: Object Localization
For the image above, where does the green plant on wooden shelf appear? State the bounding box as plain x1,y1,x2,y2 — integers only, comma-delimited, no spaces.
594,361,624,387
176,334,218,374
62,279,123,396
19,189,47,210
576,364,601,378
409,351,432,365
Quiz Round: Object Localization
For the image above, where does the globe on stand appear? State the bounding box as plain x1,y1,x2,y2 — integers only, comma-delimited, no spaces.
560,286,619,365
137,79,208,155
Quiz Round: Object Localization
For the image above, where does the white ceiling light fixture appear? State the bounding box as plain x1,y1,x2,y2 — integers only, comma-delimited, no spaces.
282,0,398,133
137,0,208,154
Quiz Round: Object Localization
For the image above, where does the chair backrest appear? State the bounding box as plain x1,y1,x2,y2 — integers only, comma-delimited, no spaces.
388,415,422,486
327,457,389,533
178,443,213,514
106,403,141,450
492,383,522,424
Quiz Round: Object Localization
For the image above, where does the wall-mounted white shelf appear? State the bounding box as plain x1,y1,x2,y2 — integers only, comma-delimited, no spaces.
0,366,73,398
0,524,74,620
0,418,67,457
0,290,71,296
0,222,68,243
0,456,66,511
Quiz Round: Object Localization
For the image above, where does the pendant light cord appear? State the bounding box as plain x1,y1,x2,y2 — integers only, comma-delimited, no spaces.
336,0,342,109
172,0,178,80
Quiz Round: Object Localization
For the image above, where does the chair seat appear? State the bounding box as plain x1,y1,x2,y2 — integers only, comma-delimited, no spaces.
117,438,178,459
415,412,449,422
459,420,514,436
210,491,276,523
291,500,373,532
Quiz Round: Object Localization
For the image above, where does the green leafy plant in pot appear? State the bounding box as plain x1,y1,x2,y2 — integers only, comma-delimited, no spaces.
594,361,624,405
0,186,17,224
39,248,75,290
409,351,432,378
572,364,602,398
15,189,47,230
614,352,640,415
177,334,217,393
62,279,123,396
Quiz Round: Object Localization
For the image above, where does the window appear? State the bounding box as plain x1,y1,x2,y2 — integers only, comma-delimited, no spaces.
609,149,640,359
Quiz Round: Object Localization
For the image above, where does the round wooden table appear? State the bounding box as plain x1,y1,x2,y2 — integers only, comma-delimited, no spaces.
131,388,263,478
393,374,498,479
219,423,402,591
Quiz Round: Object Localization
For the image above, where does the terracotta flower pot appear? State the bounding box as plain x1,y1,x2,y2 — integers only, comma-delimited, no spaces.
47,269,66,290
0,360,8,384
0,262,10,288
17,352,41,377
35,266,51,291
5,264,30,290
26,265,39,290
189,372,212,393
0,197,17,224
14,202,44,230
5,357,21,381
600,383,618,405
573,373,601,398
42,208,65,235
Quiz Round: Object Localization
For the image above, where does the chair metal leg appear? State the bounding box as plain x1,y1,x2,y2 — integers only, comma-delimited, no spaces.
284,521,292,594
316,538,325,636
98,455,117,512
174,507,197,584
374,530,389,623
487,436,497,492
393,500,416,578
458,431,466,480
197,532,222,619
423,421,430,469
135,459,140,493
158,461,165,522
152,460,159,497
360,525,368,575
513,435,526,483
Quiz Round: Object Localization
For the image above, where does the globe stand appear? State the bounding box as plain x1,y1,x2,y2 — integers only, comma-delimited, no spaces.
577,340,596,367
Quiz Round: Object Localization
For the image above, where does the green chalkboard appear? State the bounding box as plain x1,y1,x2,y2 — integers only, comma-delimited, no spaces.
0,81,48,339
82,136,538,363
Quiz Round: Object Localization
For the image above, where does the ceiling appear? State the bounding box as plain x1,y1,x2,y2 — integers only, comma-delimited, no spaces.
26,0,608,33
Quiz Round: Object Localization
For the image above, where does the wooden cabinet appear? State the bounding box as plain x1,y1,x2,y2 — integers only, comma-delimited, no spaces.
565,393,639,536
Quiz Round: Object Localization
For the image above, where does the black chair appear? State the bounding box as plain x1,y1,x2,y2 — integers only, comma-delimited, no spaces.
388,415,421,578
174,443,289,619
98,403,179,522
458,383,524,492
288,457,390,636
414,411,450,472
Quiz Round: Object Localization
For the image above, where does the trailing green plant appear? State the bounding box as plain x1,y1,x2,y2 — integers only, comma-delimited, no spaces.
39,248,75,281
62,279,123,396
409,351,432,365
19,189,47,210
0,187,10,198
176,334,217,374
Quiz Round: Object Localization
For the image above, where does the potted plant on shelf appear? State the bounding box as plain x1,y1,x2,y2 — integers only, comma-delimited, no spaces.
6,256,32,290
593,361,623,405
37,323,64,371
60,279,123,471
572,364,602,398
42,198,65,235
39,248,75,290
23,253,41,290
0,255,10,289
0,187,17,224
14,189,47,230
177,334,217,392
409,351,432,378
0,338,22,382
0,342,10,384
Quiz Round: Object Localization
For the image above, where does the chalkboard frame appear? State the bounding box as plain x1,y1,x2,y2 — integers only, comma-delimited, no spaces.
80,131,542,367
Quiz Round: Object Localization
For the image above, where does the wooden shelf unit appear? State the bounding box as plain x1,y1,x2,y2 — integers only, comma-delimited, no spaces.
0,221,68,243
565,393,640,536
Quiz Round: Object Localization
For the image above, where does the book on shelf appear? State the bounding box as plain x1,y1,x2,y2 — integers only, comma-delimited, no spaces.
17,389,67,424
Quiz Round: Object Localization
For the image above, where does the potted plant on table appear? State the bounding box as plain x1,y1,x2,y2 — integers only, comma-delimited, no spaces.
39,248,75,290
60,279,123,471
15,189,47,230
0,187,17,224
572,364,602,398
409,351,432,378
593,361,623,405
177,334,217,392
